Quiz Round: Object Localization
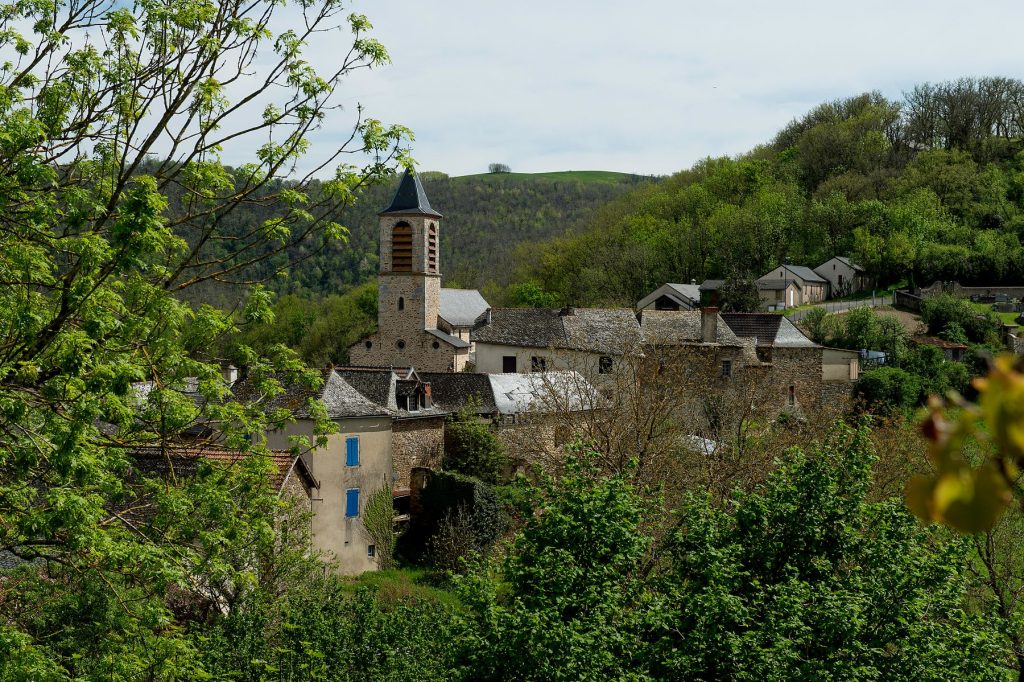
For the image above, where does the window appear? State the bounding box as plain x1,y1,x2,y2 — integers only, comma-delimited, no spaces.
345,436,359,466
364,340,372,350
788,385,796,406
367,544,376,558
391,222,412,271
599,356,613,374
531,356,546,372
427,223,438,273
720,360,732,378
432,340,440,349
398,297,405,311
502,356,517,373
345,488,360,518
397,395,409,411
396,339,406,350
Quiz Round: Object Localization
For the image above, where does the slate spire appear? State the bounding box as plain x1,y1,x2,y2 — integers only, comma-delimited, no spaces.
379,168,442,217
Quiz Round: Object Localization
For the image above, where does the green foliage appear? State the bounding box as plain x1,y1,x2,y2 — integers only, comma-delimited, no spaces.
400,470,504,568
855,367,925,412
362,486,398,570
513,78,1024,307
921,293,1000,344
718,273,761,312
442,401,508,484
649,423,1007,680
456,452,654,681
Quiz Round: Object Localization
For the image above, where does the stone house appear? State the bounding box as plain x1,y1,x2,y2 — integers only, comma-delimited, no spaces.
348,170,488,372
720,313,858,411
637,282,701,311
912,335,968,362
234,368,394,575
757,264,828,307
472,306,642,379
814,256,869,298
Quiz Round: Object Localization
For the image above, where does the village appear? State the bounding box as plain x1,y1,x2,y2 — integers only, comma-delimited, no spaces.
174,170,1020,575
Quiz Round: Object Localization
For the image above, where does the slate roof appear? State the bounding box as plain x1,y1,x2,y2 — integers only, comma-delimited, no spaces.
380,169,442,217
334,368,394,408
757,279,802,291
699,279,725,291
439,288,490,327
759,264,826,284
639,310,742,345
233,368,389,420
418,372,498,414
488,371,597,415
472,308,641,353
636,283,700,310
721,313,817,348
427,328,470,349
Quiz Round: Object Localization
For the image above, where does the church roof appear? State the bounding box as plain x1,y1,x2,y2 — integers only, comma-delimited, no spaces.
380,169,442,217
439,288,490,327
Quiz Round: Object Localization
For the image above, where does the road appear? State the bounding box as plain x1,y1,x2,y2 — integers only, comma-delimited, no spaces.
787,295,893,322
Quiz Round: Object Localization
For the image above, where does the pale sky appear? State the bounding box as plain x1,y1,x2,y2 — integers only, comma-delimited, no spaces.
258,1,1024,177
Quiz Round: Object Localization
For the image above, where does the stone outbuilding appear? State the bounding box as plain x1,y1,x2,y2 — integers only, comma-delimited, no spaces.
757,264,827,307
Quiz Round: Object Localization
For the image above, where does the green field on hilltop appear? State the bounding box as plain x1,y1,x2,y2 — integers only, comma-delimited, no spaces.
454,169,648,185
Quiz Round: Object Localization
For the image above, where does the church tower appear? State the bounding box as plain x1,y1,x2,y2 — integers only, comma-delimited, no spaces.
348,169,470,371
376,169,442,335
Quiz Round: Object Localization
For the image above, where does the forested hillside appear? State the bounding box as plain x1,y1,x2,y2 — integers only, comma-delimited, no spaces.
514,77,1024,306
185,169,650,306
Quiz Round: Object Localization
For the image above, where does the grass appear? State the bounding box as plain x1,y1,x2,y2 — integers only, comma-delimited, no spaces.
969,301,1021,326
341,566,461,608
454,170,648,185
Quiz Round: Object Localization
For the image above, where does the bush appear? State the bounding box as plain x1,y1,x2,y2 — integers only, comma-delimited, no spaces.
443,401,508,484
854,367,924,412
921,293,999,343
399,470,504,567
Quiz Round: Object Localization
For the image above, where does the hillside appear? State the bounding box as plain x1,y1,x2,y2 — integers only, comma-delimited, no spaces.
514,77,1024,307
265,169,652,301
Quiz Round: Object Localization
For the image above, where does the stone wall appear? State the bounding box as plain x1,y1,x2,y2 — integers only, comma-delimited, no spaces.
349,328,467,372
391,416,444,489
919,281,1024,300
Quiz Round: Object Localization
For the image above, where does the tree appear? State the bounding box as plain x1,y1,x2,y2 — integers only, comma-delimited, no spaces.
488,163,512,173
361,486,398,570
649,422,1008,680
718,273,761,312
0,0,410,673
443,400,508,485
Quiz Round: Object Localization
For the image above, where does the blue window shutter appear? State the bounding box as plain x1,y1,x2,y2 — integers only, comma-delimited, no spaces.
346,436,359,466
346,488,359,517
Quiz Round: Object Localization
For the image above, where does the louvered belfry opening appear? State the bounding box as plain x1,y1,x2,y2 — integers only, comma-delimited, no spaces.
391,222,413,271
427,222,438,273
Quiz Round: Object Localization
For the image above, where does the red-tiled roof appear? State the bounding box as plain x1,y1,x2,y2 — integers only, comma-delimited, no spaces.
912,335,968,350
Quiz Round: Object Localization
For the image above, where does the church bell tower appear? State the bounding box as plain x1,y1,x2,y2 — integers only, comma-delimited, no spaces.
376,169,442,336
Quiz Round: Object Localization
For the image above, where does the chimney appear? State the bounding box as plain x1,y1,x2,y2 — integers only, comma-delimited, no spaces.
690,278,697,286
701,307,718,343
222,364,238,386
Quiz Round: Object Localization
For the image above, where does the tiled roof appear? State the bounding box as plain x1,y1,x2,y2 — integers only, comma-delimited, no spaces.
334,368,394,408
721,313,817,348
379,169,441,217
233,369,389,420
439,288,490,327
131,445,317,492
834,256,865,272
639,310,741,346
472,308,641,353
913,335,968,350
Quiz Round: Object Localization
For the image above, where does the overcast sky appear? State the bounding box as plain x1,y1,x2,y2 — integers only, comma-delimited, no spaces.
280,0,1024,177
